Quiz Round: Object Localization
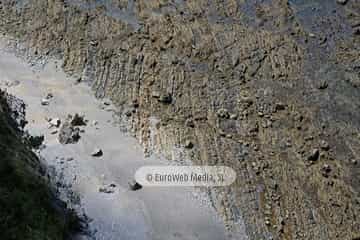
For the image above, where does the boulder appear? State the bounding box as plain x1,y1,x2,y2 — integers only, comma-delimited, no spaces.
185,140,194,149
158,93,172,104
320,140,330,151
58,122,81,144
70,114,87,126
317,79,328,90
50,129,58,135
307,149,320,161
45,93,53,100
128,180,142,191
99,187,114,194
185,118,195,128
28,135,44,149
99,183,116,194
49,118,61,128
336,0,348,5
41,98,49,106
91,148,103,157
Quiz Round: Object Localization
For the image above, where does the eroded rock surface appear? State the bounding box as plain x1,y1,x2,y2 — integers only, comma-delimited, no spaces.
0,0,359,239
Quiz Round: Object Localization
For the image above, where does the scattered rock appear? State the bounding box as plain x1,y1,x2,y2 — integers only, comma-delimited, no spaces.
185,140,194,149
45,93,53,100
91,148,103,157
308,149,320,161
321,164,332,177
2,79,20,87
305,136,314,141
132,99,139,108
320,140,330,151
58,122,81,144
317,79,328,90
90,40,98,46
50,129,58,135
275,102,286,111
319,36,327,45
74,77,82,84
151,91,161,98
185,118,195,128
265,219,271,226
27,135,44,149
249,122,259,133
354,28,360,36
336,0,348,5
219,130,226,137
66,157,74,162
50,118,61,128
124,108,133,117
217,108,230,119
158,93,172,104
92,120,98,126
99,186,115,194
41,98,50,106
230,114,238,120
129,180,142,191
70,114,86,126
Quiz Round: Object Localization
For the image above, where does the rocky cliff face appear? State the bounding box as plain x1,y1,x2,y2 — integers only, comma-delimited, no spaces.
0,0,359,239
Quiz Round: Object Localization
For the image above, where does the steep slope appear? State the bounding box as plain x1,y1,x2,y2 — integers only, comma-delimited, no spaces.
0,90,77,240
0,0,359,239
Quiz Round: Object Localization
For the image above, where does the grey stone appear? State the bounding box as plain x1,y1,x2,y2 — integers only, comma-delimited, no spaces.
91,148,103,157
185,140,194,149
70,114,86,126
129,180,142,191
58,122,81,144
308,149,320,161
49,118,61,128
320,140,330,151
158,93,172,104
41,98,50,106
336,0,348,5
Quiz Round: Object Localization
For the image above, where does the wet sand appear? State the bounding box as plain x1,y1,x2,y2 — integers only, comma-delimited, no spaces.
0,41,243,240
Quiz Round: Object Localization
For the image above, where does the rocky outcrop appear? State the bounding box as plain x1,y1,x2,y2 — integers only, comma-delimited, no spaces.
0,0,359,239
0,90,78,239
